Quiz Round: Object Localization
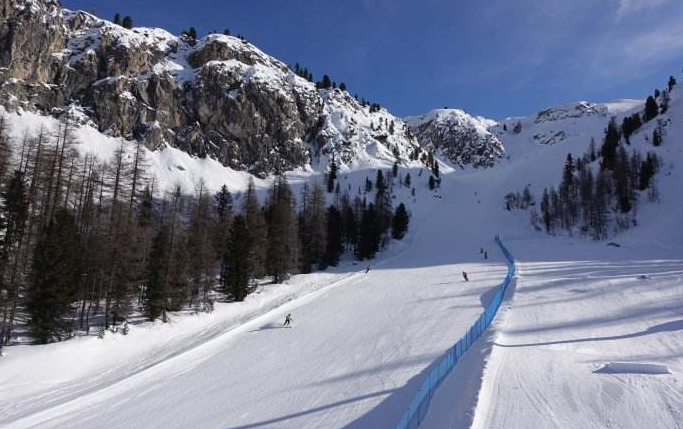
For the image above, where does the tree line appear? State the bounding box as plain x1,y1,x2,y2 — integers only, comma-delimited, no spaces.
0,117,410,346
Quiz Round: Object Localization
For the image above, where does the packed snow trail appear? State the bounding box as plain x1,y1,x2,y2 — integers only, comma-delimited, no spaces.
467,240,683,429
0,172,507,429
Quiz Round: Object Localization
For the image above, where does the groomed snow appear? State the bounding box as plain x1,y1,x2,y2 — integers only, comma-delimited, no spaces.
417,84,683,429
0,164,508,429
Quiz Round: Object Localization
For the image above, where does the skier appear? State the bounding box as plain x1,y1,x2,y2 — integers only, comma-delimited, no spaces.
365,265,370,274
484,251,488,260
479,247,484,254
462,271,469,282
283,313,293,328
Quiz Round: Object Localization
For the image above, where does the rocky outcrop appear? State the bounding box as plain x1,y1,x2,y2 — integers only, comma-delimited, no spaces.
0,0,418,176
406,109,504,168
534,101,608,124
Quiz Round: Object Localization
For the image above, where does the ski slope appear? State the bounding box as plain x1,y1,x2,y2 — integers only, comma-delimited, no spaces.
2,84,683,429
0,168,508,429
418,90,683,429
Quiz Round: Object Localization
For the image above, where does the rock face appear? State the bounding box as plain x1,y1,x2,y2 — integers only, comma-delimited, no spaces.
0,0,421,176
405,109,504,168
534,101,608,124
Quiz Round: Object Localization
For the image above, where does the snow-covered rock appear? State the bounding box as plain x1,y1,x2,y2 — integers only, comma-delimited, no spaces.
0,0,419,177
406,109,505,168
496,99,643,147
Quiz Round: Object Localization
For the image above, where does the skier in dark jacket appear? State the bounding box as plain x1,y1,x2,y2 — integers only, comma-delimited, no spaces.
484,251,488,260
462,271,469,282
283,313,293,327
365,265,370,274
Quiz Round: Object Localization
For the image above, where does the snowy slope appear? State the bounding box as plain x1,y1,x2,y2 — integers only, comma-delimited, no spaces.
1,5,682,425
417,85,683,429
3,78,682,428
0,163,508,429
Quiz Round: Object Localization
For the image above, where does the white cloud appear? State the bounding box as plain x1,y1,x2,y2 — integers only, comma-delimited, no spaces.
616,0,673,17
585,12,683,85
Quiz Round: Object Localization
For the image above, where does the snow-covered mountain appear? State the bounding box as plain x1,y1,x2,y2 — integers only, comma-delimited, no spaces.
0,0,421,177
2,2,682,426
405,109,505,168
494,99,642,147
3,80,682,429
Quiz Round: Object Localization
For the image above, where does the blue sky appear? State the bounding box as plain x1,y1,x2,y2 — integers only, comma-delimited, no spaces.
63,0,683,119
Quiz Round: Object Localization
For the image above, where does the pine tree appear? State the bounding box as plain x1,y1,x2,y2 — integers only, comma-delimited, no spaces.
243,179,267,278
113,13,121,25
365,177,373,193
143,225,169,321
392,161,398,178
375,170,385,193
0,170,28,345
27,209,82,343
342,199,358,252
591,170,609,240
298,183,327,273
339,82,346,91
668,75,677,91
122,16,133,29
428,175,436,190
644,96,658,121
324,205,343,267
357,203,379,260
614,146,632,213
541,188,552,234
392,203,409,239
588,138,597,162
214,185,233,221
266,175,297,283
521,186,533,209
600,118,620,171
327,161,337,193
559,154,578,231
186,183,216,308
404,173,411,187
579,167,594,225
638,153,655,190
321,75,332,89
223,215,251,301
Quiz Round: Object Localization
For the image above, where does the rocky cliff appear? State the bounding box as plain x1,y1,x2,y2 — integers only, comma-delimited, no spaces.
405,109,504,168
0,0,422,176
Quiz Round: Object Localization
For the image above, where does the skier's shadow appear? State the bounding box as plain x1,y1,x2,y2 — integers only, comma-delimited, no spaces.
248,322,287,332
